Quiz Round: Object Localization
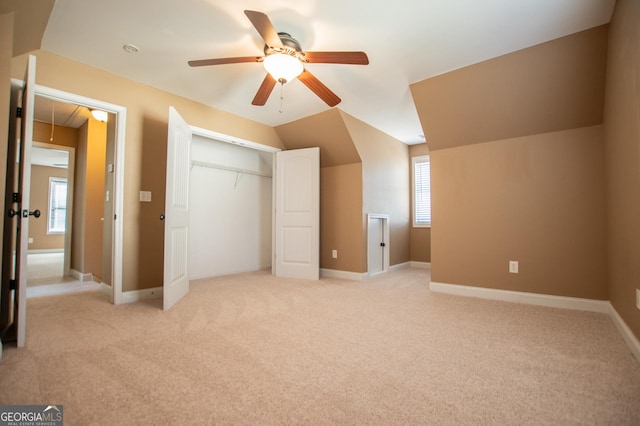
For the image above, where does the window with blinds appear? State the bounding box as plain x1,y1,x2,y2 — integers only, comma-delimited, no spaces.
48,177,68,234
412,155,431,227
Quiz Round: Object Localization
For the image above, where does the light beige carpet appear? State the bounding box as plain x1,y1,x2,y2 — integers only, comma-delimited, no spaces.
1,268,639,425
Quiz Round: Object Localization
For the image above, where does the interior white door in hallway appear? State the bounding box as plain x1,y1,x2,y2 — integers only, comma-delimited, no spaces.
273,147,319,280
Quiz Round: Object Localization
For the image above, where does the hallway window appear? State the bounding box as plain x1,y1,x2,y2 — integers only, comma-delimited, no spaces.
412,155,431,227
48,177,68,234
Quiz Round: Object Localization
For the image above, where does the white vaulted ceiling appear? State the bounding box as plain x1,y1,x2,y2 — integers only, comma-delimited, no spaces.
41,0,615,144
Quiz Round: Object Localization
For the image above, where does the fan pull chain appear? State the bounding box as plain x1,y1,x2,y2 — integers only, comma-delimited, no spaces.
279,81,285,113
50,103,55,142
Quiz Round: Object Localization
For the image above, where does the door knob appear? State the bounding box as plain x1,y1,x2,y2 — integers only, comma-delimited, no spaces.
160,214,165,221
7,208,18,218
22,209,41,218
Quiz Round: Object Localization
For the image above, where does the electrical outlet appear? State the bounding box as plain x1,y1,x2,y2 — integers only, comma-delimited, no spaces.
332,250,338,259
509,261,519,274
636,289,640,311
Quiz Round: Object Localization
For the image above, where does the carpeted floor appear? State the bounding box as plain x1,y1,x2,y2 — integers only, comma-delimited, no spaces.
27,252,68,287
1,268,639,425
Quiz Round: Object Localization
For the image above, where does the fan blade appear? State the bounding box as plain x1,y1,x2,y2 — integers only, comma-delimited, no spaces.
298,69,341,107
244,10,284,49
304,51,369,65
252,73,277,106
188,56,261,67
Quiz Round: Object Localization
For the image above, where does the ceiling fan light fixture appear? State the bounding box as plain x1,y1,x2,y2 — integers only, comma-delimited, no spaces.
263,53,303,84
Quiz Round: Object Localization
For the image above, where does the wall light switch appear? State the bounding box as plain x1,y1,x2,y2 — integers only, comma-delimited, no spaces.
332,250,338,259
509,261,519,274
28,237,33,244
139,191,152,202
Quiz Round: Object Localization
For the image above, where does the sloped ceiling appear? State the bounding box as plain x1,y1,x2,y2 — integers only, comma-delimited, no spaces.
0,0,54,56
275,108,360,167
4,0,615,145
410,25,608,150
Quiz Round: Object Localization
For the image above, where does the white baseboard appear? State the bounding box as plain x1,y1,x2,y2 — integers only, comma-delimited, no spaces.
320,268,366,281
100,282,112,297
608,304,640,364
28,249,64,254
429,282,610,313
322,263,423,281
70,269,94,283
410,261,431,270
27,281,101,298
389,262,411,272
121,286,163,304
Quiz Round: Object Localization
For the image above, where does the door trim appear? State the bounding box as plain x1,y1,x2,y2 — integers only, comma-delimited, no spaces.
32,84,126,305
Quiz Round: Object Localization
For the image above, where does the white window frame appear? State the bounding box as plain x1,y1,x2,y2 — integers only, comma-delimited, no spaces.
48,177,68,234
412,155,431,228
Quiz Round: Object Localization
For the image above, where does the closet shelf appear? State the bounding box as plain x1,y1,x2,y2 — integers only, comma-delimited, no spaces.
191,160,272,178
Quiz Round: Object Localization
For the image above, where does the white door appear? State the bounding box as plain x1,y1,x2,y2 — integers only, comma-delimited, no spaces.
274,147,319,280
163,107,191,310
13,55,36,346
368,217,384,275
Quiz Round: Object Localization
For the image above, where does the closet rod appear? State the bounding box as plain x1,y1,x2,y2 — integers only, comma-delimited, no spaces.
191,160,272,178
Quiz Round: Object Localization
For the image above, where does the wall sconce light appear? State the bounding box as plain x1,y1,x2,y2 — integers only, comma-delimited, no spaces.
91,109,108,122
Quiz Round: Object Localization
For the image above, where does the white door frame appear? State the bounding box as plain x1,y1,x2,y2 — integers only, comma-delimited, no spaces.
33,84,127,304
367,213,390,277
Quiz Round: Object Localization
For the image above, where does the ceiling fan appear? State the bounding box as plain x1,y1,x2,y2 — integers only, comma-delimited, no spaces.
188,10,369,107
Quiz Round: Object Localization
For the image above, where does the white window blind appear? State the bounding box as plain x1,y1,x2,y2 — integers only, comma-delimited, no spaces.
48,177,68,234
413,155,431,227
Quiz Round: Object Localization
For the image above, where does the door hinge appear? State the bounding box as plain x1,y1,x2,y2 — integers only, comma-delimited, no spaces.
9,279,16,290
12,192,20,203
16,107,22,118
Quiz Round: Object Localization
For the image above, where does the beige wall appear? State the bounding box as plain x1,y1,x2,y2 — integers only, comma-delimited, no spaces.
12,49,284,291
33,121,78,148
430,126,607,299
0,0,54,57
409,143,431,263
603,0,640,338
84,119,107,279
413,25,609,300
0,12,13,304
276,109,361,167
71,118,106,279
320,164,364,272
411,25,608,151
28,165,68,250
341,111,410,269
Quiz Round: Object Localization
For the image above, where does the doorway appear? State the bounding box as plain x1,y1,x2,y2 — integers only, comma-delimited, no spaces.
24,84,126,304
